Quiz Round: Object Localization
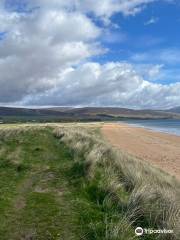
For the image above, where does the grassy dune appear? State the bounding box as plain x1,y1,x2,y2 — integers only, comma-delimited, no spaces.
0,124,179,239
54,125,180,240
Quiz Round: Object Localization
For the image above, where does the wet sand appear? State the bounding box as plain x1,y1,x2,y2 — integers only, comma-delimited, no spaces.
101,123,180,179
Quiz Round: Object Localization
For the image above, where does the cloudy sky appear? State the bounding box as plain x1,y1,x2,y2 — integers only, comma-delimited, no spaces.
0,0,180,109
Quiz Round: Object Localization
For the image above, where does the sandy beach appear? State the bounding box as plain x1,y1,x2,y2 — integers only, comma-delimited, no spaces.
101,123,180,179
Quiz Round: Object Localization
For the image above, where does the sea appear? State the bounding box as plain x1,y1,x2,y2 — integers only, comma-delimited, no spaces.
120,119,180,136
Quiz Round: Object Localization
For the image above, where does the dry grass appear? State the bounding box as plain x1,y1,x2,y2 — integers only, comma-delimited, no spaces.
54,126,180,240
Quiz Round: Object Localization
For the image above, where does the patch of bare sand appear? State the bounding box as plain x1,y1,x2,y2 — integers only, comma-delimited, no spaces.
101,123,180,179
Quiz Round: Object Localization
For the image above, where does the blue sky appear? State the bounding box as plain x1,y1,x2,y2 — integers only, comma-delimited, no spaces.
97,1,180,84
0,0,180,109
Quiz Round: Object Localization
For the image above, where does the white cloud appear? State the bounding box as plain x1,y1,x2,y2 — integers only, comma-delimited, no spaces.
29,0,157,20
144,16,159,25
131,48,180,65
134,64,164,81
147,64,163,79
37,10,101,43
103,30,127,43
0,0,179,109
24,62,180,109
74,0,156,18
0,2,104,103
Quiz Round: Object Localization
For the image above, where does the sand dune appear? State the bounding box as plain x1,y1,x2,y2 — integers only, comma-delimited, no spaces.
102,123,180,179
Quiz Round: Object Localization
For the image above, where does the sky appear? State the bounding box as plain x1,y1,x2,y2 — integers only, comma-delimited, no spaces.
0,0,180,109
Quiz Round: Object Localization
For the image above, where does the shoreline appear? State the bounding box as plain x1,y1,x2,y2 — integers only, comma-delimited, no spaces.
123,123,180,137
101,123,180,180
118,119,180,137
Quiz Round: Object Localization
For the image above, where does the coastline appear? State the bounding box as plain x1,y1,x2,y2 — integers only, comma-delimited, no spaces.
101,123,180,180
119,119,180,137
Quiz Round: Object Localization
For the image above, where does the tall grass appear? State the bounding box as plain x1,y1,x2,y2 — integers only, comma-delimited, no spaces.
54,126,180,240
0,124,179,239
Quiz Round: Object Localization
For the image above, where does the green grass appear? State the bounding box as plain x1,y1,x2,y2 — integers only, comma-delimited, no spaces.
0,125,179,240
0,128,80,239
0,126,136,239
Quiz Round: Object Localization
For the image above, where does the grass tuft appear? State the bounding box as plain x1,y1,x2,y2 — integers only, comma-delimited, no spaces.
54,126,180,240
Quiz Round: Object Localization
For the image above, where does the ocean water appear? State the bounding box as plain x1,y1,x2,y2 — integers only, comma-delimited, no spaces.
120,119,180,136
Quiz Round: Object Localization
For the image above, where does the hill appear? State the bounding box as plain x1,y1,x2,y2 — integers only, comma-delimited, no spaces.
65,107,180,118
0,106,180,123
0,107,75,123
166,106,180,114
0,107,69,116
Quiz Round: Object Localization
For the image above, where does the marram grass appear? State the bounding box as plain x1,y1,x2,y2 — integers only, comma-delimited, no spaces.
0,124,179,239
54,126,180,240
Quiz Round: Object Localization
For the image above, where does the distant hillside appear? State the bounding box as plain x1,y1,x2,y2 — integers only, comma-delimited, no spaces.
0,106,180,123
45,107,73,112
65,107,180,119
0,107,71,117
0,107,75,123
166,107,180,114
